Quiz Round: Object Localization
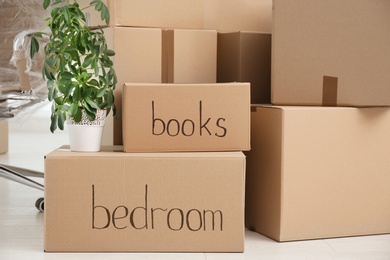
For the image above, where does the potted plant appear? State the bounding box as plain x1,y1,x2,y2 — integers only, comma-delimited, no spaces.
30,0,116,152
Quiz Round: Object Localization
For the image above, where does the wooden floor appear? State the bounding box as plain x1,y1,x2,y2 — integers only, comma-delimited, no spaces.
1,102,390,259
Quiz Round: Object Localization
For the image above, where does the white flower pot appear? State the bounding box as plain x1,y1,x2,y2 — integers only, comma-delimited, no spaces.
67,110,106,152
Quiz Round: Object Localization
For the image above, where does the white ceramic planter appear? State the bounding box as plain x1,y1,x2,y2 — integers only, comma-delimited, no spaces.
67,110,106,152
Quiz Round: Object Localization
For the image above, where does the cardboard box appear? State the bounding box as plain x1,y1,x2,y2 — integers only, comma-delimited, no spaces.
245,105,390,242
44,146,245,252
161,29,217,84
122,83,250,152
105,27,217,145
108,0,272,33
109,0,204,29
217,32,271,104
204,0,272,33
271,0,390,106
104,27,162,145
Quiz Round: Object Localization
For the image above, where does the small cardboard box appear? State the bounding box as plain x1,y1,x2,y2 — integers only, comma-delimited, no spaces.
272,0,390,106
122,83,250,152
217,32,271,104
104,27,217,145
246,105,390,242
44,146,245,252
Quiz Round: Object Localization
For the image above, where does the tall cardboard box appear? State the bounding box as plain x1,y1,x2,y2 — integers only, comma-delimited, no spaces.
218,32,271,104
44,146,246,252
272,0,390,106
246,105,390,242
122,83,250,152
105,27,217,145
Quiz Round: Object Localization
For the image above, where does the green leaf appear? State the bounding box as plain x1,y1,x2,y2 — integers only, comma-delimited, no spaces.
69,64,78,75
80,72,93,83
81,88,92,99
43,0,51,9
43,66,54,81
58,111,65,130
73,85,81,101
93,60,99,76
61,71,73,79
82,54,94,68
45,56,57,68
101,4,110,25
80,33,87,48
112,105,116,116
95,2,103,11
57,85,69,97
64,6,71,25
105,89,114,106
88,79,99,87
47,82,55,101
61,104,70,112
96,87,106,98
85,98,100,110
74,108,82,123
64,46,78,53
50,112,58,133
106,49,115,56
84,109,96,121
30,36,40,58
68,103,79,117
99,101,108,108
54,96,63,105
58,78,72,88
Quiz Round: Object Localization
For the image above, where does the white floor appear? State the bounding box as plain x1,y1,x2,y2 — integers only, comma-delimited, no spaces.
1,102,390,260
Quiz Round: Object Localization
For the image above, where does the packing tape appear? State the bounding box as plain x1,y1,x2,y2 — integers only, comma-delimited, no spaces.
322,76,338,106
161,30,174,83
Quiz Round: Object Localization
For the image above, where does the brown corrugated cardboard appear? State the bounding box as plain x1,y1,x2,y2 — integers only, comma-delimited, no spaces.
104,27,162,145
246,105,390,242
162,29,217,84
272,0,390,106
105,27,217,145
217,32,271,104
44,146,245,252
108,0,272,33
109,0,204,29
204,0,272,33
122,83,250,152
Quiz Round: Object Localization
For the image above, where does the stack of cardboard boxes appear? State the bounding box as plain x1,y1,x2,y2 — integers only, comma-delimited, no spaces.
43,0,390,252
245,0,390,242
44,0,274,252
